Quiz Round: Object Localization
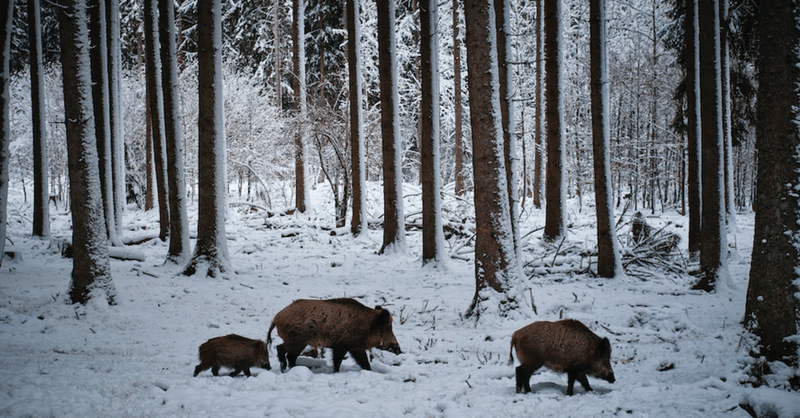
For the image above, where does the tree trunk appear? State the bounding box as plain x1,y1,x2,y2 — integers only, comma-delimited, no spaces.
159,0,190,263
419,0,444,264
745,0,800,369
184,0,231,278
718,0,736,232
376,0,405,254
464,0,520,318
495,0,519,256
89,0,121,246
106,0,125,237
144,0,170,241
0,0,13,269
57,0,116,305
29,0,50,238
543,0,565,240
590,0,622,278
452,0,465,197
686,0,701,257
274,0,282,109
533,0,544,209
293,0,308,213
693,0,729,292
347,0,366,236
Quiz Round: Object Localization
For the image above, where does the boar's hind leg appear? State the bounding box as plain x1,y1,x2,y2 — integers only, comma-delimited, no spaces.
211,365,220,376
515,365,536,394
349,349,371,371
229,368,242,377
566,371,592,396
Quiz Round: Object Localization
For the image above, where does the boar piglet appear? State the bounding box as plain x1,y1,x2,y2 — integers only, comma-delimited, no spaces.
509,319,615,395
267,298,402,372
193,334,271,377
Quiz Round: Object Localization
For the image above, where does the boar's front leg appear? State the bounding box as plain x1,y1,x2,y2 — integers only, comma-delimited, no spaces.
332,347,347,372
349,349,371,371
566,371,592,395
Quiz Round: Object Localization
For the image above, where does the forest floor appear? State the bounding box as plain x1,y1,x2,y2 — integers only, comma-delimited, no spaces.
1,182,799,418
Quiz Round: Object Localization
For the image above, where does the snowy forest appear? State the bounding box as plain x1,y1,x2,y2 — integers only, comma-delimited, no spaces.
0,0,799,416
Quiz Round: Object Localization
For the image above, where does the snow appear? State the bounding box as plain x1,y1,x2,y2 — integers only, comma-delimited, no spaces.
2,179,798,417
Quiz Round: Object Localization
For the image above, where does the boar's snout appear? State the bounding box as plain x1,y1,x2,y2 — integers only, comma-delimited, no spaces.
605,371,615,383
385,343,402,355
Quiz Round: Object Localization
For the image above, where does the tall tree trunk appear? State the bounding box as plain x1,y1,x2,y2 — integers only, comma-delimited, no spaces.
89,0,122,246
144,0,170,241
273,0,282,109
686,0,701,257
718,0,736,232
0,0,13,269
184,0,231,278
29,0,50,238
419,0,444,264
464,0,520,318
107,0,125,237
590,0,622,278
543,0,565,240
495,0,519,256
745,0,800,370
159,0,190,263
693,0,729,292
292,0,308,213
347,0,366,236
57,0,116,305
376,0,405,254
144,86,155,211
532,0,544,209
452,0,465,197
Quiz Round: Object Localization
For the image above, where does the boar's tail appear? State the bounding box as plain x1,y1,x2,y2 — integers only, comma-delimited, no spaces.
267,322,276,349
508,340,515,366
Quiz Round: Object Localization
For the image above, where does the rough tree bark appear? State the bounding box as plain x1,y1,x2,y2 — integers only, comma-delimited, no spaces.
744,0,800,372
375,0,406,254
57,0,116,304
183,0,232,278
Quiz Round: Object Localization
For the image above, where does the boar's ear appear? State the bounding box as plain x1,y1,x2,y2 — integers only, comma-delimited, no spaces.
598,337,612,355
374,309,392,327
375,305,383,310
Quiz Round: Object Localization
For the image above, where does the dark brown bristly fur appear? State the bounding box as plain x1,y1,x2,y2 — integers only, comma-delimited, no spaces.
267,298,402,373
193,334,271,377
509,319,615,395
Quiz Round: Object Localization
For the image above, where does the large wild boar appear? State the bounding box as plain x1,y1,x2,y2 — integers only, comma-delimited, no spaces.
267,298,402,372
193,334,271,377
509,319,615,395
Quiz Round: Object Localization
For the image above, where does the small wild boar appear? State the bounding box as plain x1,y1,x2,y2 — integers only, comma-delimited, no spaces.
193,334,271,377
267,298,402,372
509,319,615,395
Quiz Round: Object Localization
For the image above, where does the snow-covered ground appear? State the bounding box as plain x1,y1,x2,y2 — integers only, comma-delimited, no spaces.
1,182,798,418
